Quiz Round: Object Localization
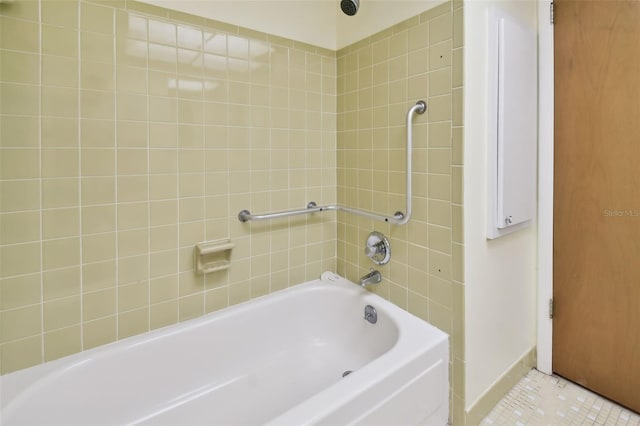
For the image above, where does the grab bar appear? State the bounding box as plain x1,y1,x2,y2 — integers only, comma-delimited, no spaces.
237,100,427,225
237,202,404,223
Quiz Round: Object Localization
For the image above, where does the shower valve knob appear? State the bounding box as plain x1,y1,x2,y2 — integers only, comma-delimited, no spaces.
365,231,391,265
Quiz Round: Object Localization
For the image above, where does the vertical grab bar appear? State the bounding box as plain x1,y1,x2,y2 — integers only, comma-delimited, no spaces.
394,100,427,225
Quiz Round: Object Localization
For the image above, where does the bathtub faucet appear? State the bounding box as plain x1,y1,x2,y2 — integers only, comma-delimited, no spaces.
359,269,382,287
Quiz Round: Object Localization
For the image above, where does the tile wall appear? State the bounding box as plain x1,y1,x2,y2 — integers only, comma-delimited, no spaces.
335,1,465,423
0,0,337,374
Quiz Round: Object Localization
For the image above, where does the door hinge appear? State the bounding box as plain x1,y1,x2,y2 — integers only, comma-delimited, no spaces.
548,298,554,319
550,1,555,25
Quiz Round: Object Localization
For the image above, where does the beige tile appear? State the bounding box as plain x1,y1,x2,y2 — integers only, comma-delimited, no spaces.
118,307,149,338
43,296,81,331
429,41,452,71
1,242,41,278
81,119,115,148
452,127,463,165
81,90,115,119
428,94,452,122
41,118,77,149
428,148,451,175
453,47,463,88
429,249,451,281
0,211,40,244
429,12,452,45
178,48,204,79
150,300,178,330
453,7,463,49
0,335,42,374
116,10,147,41
42,208,80,239
83,288,116,321
117,121,148,147
118,228,149,257
116,38,148,68
2,50,39,84
149,19,176,46
81,31,114,63
42,86,79,118
117,148,148,175
149,174,177,200
81,177,115,205
82,261,116,292
205,286,228,313
1,83,39,116
150,200,177,226
407,292,429,322
429,68,452,97
150,274,177,304
149,43,177,72
83,316,117,349
1,304,41,342
452,242,464,282
117,202,148,230
408,22,429,52
148,96,176,123
42,0,79,28
0,273,41,310
150,249,178,278
452,204,463,244
82,148,115,176
117,93,148,121
118,281,149,312
453,87,463,126
42,149,79,178
43,266,81,301
81,60,115,90
178,269,204,297
82,232,116,263
178,293,204,322
82,205,116,235
2,116,39,148
429,300,452,337
42,237,80,271
2,17,40,52
1,0,40,21
452,166,463,204
117,254,148,285
80,2,114,35
118,175,149,203
43,178,79,209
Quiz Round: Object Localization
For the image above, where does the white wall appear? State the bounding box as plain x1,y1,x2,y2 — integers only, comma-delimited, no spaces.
463,0,538,409
139,0,446,50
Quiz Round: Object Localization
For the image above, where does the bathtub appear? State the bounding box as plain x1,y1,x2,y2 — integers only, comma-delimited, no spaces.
1,271,449,426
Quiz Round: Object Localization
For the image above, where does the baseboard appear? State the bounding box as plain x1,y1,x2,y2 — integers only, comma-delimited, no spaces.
465,347,537,425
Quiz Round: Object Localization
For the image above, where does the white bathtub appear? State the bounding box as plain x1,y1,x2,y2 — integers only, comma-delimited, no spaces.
1,272,449,426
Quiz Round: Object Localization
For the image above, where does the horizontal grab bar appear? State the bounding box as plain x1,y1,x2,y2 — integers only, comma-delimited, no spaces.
237,201,406,224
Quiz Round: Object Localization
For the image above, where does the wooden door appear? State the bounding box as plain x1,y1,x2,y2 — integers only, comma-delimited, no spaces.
553,0,640,413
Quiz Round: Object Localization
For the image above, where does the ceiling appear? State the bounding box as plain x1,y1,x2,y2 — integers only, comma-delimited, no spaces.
139,0,447,51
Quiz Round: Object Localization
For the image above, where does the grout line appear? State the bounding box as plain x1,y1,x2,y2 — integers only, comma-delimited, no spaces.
111,3,120,340
77,0,84,352
38,0,45,365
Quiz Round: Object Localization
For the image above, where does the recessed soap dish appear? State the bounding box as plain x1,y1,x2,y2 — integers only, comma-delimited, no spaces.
194,240,234,274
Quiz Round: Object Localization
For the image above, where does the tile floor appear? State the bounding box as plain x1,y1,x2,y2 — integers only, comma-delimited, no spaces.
481,369,640,426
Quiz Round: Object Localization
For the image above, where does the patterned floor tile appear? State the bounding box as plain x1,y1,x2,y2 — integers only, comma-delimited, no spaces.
481,369,639,426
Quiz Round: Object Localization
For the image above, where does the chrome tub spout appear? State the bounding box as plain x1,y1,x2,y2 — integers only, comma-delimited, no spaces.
359,269,382,287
